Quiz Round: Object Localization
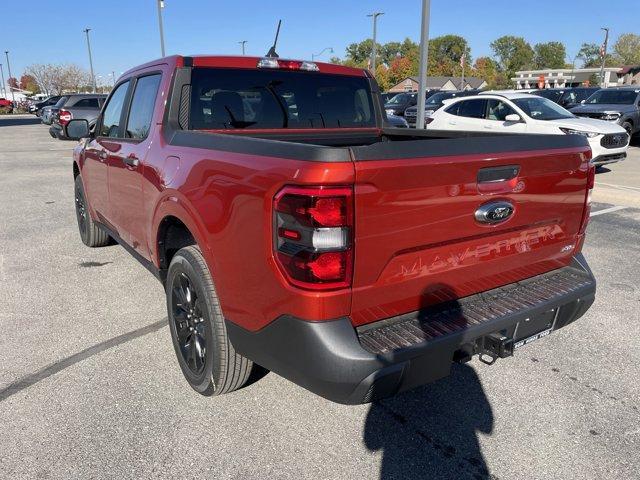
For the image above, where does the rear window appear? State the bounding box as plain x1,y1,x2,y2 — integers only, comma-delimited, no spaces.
189,68,375,130
72,98,100,108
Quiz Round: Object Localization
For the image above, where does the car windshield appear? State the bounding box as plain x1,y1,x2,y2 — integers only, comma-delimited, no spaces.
386,93,414,105
533,90,563,102
585,89,639,105
54,97,69,108
512,96,574,120
560,88,598,105
425,92,456,108
190,67,375,130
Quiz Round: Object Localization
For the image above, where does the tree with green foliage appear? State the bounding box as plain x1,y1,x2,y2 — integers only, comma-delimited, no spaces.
490,36,534,83
613,33,640,65
577,42,620,68
472,57,498,89
533,41,567,69
345,39,378,65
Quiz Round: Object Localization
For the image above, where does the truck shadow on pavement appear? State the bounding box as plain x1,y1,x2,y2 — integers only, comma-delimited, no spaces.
364,364,494,480
363,284,495,480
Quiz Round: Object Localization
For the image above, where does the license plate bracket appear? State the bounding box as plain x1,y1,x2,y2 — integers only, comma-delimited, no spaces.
513,309,556,350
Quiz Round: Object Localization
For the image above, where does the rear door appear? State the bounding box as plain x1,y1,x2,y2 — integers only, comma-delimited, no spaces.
107,73,162,256
349,135,591,326
444,98,488,131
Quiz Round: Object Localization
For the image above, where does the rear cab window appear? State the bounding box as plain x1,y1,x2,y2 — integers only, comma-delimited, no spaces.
189,68,375,130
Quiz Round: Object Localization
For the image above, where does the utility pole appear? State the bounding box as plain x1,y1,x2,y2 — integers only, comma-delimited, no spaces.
83,29,97,93
111,71,116,87
4,51,16,104
460,53,466,90
0,63,6,98
157,0,166,57
239,40,247,55
416,0,431,130
367,12,384,73
599,27,609,87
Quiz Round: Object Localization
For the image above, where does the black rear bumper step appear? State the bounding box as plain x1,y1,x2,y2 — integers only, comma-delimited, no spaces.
227,254,596,404
357,265,594,355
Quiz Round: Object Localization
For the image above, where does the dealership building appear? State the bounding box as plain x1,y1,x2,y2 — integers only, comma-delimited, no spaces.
512,67,634,89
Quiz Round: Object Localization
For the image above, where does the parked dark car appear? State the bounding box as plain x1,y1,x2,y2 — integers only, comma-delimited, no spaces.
385,113,409,128
41,96,69,125
384,92,418,117
558,87,600,109
570,87,640,136
30,95,63,116
531,88,566,104
49,94,106,139
404,89,481,127
380,92,397,104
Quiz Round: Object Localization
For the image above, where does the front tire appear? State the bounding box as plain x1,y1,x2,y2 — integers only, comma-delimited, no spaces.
74,175,110,247
166,245,254,396
621,121,633,137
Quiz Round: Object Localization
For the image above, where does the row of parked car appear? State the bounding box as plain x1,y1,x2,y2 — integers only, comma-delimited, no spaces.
30,93,106,139
382,86,639,166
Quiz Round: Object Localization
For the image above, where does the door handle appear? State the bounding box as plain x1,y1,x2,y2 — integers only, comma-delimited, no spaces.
123,156,139,168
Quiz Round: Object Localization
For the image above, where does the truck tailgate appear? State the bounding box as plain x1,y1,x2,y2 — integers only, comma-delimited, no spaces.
349,135,591,326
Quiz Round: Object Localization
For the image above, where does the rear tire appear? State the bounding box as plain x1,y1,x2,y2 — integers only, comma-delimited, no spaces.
166,245,254,396
74,176,110,247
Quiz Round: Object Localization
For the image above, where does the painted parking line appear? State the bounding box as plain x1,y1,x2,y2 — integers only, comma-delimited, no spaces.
590,206,627,217
596,182,640,193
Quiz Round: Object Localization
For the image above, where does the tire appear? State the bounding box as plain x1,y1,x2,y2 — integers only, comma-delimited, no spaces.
166,245,254,396
74,175,110,247
622,121,633,137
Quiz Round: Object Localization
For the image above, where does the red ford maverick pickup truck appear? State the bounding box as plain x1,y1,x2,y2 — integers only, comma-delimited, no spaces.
68,55,596,404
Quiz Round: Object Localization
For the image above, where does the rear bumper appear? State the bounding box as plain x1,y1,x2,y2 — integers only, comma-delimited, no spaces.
227,255,596,404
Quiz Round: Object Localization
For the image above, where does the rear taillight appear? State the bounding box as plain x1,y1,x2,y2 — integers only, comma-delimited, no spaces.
578,164,595,235
273,186,353,290
59,109,72,126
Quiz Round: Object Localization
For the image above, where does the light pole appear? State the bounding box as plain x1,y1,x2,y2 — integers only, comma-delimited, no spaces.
4,51,16,105
416,0,431,130
312,47,333,61
239,40,247,55
83,29,97,93
157,0,166,57
0,63,6,98
367,12,384,72
110,71,116,87
599,27,609,87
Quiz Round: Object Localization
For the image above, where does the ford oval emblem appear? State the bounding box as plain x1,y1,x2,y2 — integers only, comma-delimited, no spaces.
475,201,515,224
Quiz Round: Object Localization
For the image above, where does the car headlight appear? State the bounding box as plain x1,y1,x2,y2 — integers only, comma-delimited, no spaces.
385,109,394,115
424,110,435,117
601,112,621,121
559,127,599,138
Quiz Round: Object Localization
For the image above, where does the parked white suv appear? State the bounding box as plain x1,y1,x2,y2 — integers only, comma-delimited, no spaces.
428,93,629,166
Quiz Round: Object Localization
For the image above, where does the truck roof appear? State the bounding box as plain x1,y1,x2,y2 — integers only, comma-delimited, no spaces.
122,55,368,79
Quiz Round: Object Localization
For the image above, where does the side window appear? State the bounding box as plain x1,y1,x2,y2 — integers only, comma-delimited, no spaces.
486,100,516,121
456,99,487,119
100,81,130,138
125,74,162,139
73,98,99,108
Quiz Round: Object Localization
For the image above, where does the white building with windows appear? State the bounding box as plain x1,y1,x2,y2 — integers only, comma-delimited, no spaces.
512,67,623,89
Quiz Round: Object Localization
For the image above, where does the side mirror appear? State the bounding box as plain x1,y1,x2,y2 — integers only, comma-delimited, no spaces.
505,113,522,123
66,119,91,140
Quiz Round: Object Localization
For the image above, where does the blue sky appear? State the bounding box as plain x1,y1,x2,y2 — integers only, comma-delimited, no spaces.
1,0,638,83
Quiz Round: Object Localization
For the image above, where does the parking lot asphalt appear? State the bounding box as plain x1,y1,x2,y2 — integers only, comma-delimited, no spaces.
1,114,639,480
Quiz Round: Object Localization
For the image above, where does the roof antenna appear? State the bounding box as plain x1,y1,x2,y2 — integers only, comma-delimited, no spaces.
266,19,282,58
